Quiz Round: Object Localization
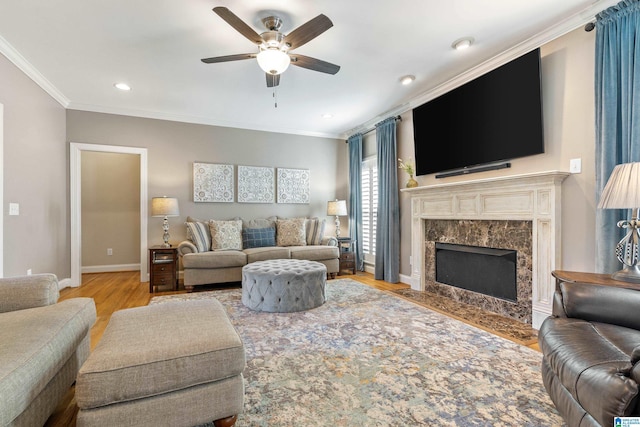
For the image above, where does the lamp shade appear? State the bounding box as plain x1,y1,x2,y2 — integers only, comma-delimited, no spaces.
151,197,180,217
327,200,347,216
256,49,291,75
597,162,640,209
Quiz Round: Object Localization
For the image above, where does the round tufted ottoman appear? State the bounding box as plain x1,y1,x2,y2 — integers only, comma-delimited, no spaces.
241,259,327,312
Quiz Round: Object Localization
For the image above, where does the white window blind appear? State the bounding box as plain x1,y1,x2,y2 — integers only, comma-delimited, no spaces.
361,158,378,259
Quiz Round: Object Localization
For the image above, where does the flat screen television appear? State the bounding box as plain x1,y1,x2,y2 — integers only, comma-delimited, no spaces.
412,48,544,177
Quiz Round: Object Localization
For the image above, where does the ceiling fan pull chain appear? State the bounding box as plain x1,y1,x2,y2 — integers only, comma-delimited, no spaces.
273,86,278,108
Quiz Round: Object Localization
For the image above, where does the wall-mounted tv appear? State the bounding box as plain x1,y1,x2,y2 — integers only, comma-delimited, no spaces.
412,48,544,177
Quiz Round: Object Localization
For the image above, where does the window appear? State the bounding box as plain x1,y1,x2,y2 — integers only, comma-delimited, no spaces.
361,157,377,263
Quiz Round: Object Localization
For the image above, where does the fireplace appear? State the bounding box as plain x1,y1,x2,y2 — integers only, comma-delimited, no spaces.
425,219,532,323
435,243,517,302
402,171,569,329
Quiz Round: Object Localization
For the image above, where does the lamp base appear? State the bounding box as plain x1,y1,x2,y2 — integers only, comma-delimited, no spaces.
611,265,640,283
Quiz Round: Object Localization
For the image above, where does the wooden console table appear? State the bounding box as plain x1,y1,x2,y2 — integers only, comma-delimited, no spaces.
552,270,640,292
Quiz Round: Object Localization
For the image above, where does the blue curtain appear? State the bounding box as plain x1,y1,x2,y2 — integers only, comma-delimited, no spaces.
348,133,364,271
374,117,400,283
595,0,640,273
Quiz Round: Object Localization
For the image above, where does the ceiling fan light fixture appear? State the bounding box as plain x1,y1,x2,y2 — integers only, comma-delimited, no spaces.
257,49,291,75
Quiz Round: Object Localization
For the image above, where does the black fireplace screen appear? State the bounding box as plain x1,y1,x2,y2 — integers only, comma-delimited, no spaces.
435,242,517,302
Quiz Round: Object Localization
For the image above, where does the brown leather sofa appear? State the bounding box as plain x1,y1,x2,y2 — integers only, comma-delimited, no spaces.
538,281,640,427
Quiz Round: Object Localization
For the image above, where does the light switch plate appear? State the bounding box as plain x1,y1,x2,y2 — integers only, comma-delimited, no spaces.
569,158,582,174
9,203,19,216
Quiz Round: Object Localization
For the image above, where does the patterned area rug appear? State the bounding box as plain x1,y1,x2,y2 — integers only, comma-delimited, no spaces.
150,279,563,426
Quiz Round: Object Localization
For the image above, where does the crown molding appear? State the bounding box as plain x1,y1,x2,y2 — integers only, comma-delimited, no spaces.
0,35,69,107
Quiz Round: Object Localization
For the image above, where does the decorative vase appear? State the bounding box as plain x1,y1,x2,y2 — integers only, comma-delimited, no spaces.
406,175,418,188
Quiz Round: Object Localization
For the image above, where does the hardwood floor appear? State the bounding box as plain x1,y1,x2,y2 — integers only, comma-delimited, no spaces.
47,271,537,426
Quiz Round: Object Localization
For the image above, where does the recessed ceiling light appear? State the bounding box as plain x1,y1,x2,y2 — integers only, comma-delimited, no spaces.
114,82,131,91
321,113,333,119
400,75,415,85
452,37,474,50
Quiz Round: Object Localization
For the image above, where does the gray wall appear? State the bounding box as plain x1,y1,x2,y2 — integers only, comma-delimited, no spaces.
0,54,68,278
81,151,140,268
66,111,347,252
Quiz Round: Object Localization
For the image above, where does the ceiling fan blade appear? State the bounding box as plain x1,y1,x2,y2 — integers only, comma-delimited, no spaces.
290,54,340,75
201,53,256,64
266,73,280,88
285,14,333,50
212,7,263,45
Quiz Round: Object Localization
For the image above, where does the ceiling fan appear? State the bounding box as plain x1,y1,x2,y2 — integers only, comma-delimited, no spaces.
201,7,340,88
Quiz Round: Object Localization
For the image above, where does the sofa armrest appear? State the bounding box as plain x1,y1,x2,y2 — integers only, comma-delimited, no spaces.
558,281,640,330
322,236,338,247
0,273,60,313
177,240,199,256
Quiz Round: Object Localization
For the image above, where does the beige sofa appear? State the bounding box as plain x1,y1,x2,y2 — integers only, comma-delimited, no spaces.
177,216,339,291
0,274,96,427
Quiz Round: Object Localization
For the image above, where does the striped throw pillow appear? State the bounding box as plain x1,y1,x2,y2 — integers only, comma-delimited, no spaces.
185,221,211,252
306,217,326,245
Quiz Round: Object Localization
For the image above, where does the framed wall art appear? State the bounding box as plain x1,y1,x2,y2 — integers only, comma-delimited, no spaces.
193,162,234,203
277,168,310,204
237,165,275,203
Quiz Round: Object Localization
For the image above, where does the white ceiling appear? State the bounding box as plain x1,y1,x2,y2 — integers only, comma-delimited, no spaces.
0,0,619,139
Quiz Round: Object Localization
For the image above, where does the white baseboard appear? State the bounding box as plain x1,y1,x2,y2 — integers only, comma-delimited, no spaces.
82,263,140,274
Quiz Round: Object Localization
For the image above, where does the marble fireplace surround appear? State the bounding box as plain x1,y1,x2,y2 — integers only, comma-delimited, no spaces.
401,171,570,330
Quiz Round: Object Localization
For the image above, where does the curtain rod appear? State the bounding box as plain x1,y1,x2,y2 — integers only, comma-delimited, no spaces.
346,115,402,142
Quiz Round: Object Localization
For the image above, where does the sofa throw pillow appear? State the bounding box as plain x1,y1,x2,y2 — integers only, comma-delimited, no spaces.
243,227,276,249
242,216,278,230
209,220,243,251
306,217,326,246
276,218,307,246
185,221,211,252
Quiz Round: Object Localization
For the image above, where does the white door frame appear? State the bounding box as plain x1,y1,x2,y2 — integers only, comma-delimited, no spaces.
70,143,148,287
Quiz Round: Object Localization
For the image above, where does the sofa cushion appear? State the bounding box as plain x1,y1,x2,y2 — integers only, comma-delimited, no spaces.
242,227,276,249
306,218,326,246
209,220,243,251
276,218,306,246
539,316,640,425
185,221,211,252
289,245,340,261
181,251,247,269
0,298,96,426
244,246,291,263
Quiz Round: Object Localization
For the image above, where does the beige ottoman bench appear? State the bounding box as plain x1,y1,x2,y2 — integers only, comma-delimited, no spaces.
75,299,245,427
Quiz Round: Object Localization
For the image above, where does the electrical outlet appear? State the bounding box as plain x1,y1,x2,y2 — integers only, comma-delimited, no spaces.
27,269,32,275
107,248,113,256
569,158,582,174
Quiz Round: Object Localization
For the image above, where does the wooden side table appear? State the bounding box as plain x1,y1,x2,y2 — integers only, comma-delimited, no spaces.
149,246,179,293
338,238,356,275
552,270,640,292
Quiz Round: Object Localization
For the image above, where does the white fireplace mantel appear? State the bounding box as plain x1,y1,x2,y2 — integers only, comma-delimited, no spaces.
401,170,570,329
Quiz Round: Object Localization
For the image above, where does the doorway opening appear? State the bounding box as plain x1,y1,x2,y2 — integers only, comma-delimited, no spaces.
70,143,148,287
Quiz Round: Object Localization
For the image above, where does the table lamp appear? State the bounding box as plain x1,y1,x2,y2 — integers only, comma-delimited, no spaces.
151,196,180,247
597,162,640,283
327,199,347,239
